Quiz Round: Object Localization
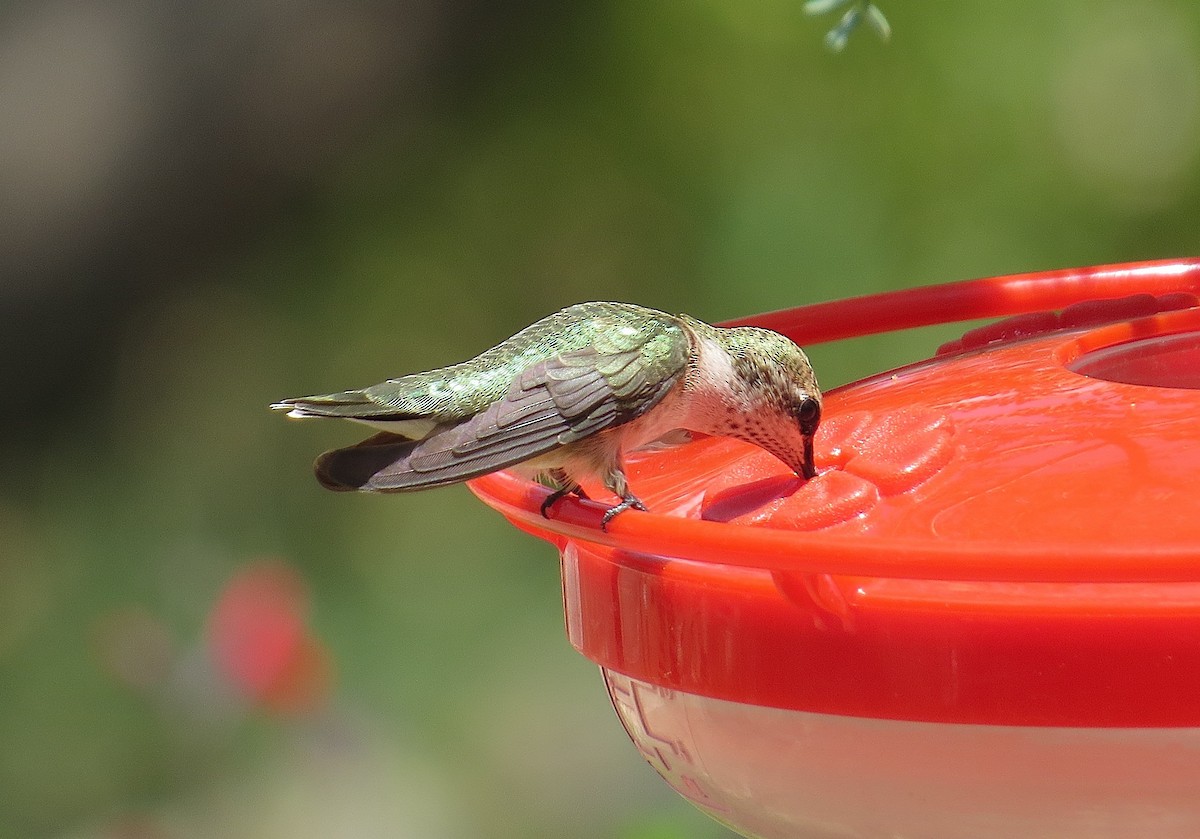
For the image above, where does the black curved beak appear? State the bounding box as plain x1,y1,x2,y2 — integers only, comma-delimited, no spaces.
800,434,817,480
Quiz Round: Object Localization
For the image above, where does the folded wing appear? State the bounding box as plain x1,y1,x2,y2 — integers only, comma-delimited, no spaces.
316,329,688,491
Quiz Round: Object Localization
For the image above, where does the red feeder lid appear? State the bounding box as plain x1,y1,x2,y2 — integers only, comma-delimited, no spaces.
470,258,1200,726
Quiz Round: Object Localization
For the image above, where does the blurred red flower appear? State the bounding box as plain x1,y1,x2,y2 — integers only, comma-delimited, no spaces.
207,559,332,714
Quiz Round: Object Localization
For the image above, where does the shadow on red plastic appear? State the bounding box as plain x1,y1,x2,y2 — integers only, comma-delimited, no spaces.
1069,331,1200,389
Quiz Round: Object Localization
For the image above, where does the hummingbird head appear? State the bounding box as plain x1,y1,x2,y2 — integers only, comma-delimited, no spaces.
696,324,823,480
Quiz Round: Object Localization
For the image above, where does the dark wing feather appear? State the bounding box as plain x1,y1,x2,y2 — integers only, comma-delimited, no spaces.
315,331,688,492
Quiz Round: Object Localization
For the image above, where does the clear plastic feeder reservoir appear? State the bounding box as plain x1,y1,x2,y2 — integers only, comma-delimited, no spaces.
469,259,1200,839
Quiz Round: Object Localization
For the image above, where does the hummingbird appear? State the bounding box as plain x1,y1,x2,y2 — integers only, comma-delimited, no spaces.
272,301,822,527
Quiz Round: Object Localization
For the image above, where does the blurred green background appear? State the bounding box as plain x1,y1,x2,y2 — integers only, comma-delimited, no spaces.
4,1,1200,837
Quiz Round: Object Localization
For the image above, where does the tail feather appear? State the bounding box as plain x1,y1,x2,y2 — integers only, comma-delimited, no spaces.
314,432,422,491
313,420,526,492
272,390,400,420
315,431,483,492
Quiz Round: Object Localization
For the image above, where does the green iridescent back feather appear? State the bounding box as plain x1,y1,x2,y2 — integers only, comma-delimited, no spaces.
287,302,690,423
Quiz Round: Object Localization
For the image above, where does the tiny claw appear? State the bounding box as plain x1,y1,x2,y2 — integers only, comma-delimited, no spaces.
539,485,590,518
600,494,648,531
540,488,569,518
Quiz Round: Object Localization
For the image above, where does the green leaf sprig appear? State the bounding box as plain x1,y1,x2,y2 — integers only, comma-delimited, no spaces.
804,0,891,52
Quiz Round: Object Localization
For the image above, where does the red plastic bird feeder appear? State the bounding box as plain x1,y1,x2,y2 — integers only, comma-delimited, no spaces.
470,258,1200,839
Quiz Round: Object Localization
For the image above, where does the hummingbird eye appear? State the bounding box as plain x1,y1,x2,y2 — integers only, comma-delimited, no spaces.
796,397,821,434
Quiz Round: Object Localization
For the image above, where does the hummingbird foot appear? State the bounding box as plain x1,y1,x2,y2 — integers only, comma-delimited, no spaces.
539,483,591,518
600,493,648,531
